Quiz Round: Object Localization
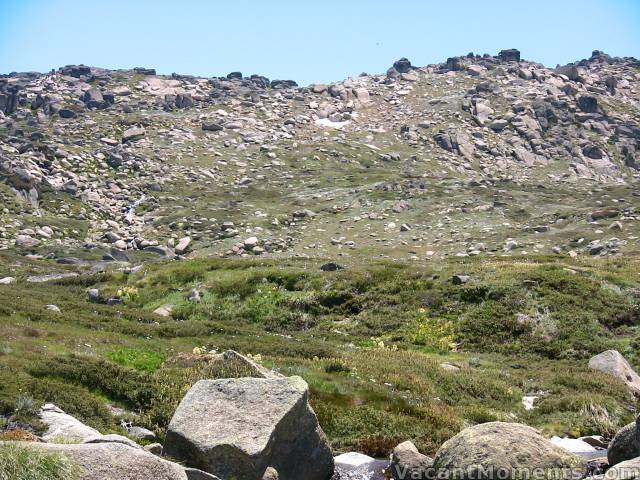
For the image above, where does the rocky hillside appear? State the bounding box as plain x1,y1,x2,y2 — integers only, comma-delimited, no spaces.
1,48,639,261
1,49,640,480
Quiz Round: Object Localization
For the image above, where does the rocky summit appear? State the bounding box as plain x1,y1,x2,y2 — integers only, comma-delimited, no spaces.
1,48,640,480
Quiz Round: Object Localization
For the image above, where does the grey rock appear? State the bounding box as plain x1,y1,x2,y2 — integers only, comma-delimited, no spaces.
163,376,334,480
145,443,163,455
153,304,174,317
128,426,157,441
320,262,344,272
185,468,222,480
607,419,640,466
175,94,194,109
122,126,146,143
82,88,105,108
452,274,470,285
83,434,142,449
262,467,279,480
134,67,156,75
186,288,202,302
175,236,192,255
578,96,598,113
202,122,223,132
40,403,101,442
15,234,40,248
588,350,640,395
58,108,77,119
498,49,520,62
393,58,413,74
388,441,433,480
432,422,586,480
603,455,640,480
2,441,217,480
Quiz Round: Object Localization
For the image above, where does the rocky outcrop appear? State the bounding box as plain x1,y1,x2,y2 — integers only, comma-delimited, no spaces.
588,350,640,395
163,376,334,480
432,422,586,480
0,154,41,204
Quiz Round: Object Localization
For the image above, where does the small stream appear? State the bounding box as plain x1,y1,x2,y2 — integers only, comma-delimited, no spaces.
124,194,147,222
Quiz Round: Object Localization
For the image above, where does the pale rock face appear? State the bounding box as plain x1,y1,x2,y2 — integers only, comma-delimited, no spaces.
40,403,101,442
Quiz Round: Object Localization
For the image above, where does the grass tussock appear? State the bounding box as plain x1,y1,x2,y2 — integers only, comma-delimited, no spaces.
0,444,79,480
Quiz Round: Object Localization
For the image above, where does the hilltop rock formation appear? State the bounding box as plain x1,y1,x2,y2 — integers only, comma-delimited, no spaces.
0,48,638,258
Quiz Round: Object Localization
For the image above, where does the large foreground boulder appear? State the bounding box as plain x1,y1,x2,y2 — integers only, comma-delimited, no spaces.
163,376,334,480
608,418,640,466
432,422,586,480
588,350,640,396
1,441,220,480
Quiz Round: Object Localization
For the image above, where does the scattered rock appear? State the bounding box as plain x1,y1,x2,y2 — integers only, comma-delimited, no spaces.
128,426,157,441
15,234,40,248
122,126,146,143
153,304,174,317
452,274,470,285
388,440,433,480
320,262,344,272
175,236,192,255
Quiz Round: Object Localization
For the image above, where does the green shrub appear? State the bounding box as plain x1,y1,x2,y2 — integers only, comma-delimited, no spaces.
14,396,37,417
28,355,155,409
107,347,165,373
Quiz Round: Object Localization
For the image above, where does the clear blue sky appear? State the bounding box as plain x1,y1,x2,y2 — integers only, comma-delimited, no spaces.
1,0,638,85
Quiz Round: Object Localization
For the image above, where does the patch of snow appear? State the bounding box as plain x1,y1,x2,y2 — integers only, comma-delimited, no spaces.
522,395,537,410
315,118,351,129
550,436,597,454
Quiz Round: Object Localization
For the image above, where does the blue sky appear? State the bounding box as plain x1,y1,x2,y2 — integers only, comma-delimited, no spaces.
1,0,638,85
